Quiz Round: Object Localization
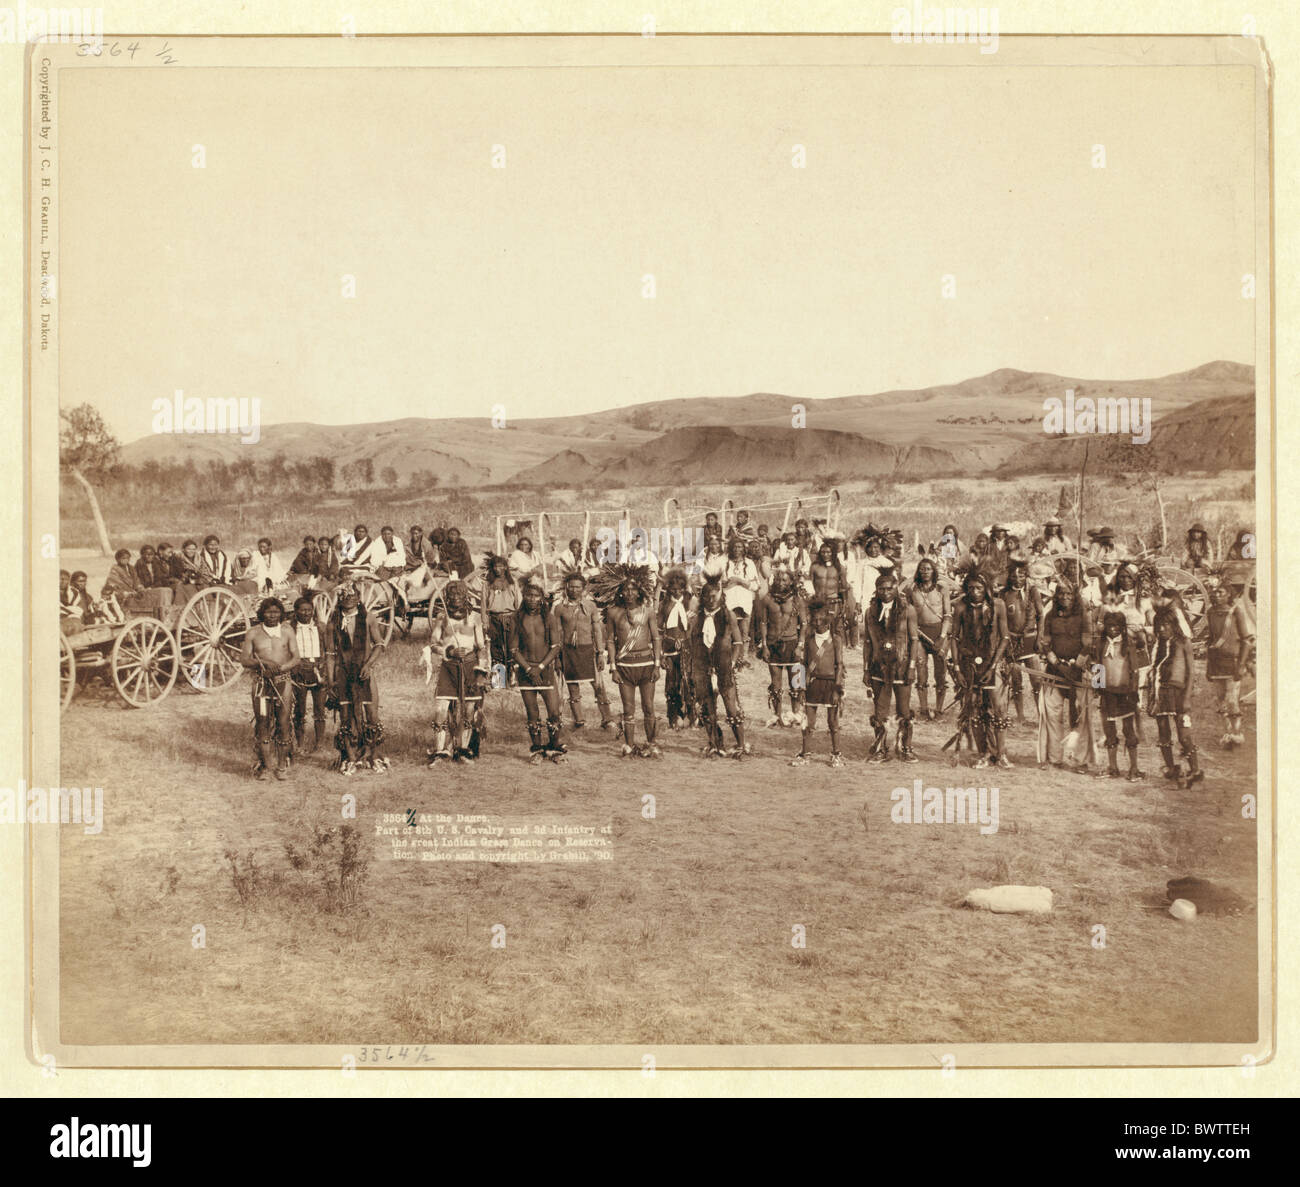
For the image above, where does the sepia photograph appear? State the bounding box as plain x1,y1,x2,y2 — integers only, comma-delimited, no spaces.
25,30,1271,1069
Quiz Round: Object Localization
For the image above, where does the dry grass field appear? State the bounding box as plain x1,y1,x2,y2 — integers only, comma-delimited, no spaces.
57,622,1258,1050
54,473,1260,1051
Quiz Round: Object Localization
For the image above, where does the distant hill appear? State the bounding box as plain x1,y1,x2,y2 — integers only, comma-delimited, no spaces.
587,425,959,487
997,393,1255,475
119,361,1256,485
511,448,606,487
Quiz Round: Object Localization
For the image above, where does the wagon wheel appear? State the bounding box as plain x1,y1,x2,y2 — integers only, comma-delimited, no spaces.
391,586,412,638
1051,554,1087,584
60,633,77,712
1155,566,1209,639
110,618,179,708
313,588,337,624
177,586,249,691
359,578,397,646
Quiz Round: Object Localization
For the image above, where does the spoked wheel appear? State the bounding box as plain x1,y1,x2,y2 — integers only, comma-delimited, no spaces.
313,589,337,624
358,578,397,646
110,618,179,708
60,633,77,712
177,586,249,691
1155,566,1209,639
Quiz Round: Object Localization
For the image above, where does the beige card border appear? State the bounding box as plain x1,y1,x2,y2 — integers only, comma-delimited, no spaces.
5,8,1289,1095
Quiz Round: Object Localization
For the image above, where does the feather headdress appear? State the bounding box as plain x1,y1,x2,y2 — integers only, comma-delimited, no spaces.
590,562,654,608
852,522,904,552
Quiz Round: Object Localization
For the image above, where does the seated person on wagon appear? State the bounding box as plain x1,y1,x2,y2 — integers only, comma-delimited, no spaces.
231,548,259,594
102,548,173,618
60,569,92,630
200,534,234,586
288,536,320,592
355,525,406,580
439,527,475,580
315,535,341,590
170,539,206,600
397,524,441,605
250,537,288,592
134,545,172,596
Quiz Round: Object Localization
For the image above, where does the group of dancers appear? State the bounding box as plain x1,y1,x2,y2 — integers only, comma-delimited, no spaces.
224,510,1254,793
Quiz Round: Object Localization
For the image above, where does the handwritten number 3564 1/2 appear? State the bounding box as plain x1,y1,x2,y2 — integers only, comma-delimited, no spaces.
77,41,178,65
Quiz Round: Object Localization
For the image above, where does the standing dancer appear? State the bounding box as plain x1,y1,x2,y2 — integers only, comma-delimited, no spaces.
721,536,761,669
552,571,615,730
1093,609,1149,781
689,578,750,759
594,564,663,759
480,553,520,687
1001,560,1041,727
948,570,1012,770
810,540,849,639
239,597,299,782
909,556,950,722
1206,583,1254,749
790,601,845,768
1036,582,1094,772
290,595,327,757
863,572,920,763
1147,606,1203,787
425,579,489,764
757,567,807,728
324,582,390,774
512,579,568,764
657,568,697,730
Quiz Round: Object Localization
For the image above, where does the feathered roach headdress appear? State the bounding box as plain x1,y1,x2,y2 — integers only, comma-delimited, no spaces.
851,522,903,552
1134,558,1164,596
589,562,654,608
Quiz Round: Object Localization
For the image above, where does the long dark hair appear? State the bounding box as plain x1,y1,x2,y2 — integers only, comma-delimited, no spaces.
869,577,904,635
816,540,843,573
1051,582,1081,619
959,570,994,649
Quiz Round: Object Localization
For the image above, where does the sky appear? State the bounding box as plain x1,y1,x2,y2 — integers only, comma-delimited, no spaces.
56,56,1257,444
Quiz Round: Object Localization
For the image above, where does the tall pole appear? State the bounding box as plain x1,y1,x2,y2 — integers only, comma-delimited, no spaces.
1077,440,1089,573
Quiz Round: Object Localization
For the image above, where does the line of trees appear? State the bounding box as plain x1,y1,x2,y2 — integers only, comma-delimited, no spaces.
60,403,442,554
68,454,444,503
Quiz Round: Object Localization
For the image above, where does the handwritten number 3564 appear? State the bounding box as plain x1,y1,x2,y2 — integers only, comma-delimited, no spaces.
77,42,177,64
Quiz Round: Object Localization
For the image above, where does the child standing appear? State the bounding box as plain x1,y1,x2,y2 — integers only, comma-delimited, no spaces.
1093,610,1149,781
